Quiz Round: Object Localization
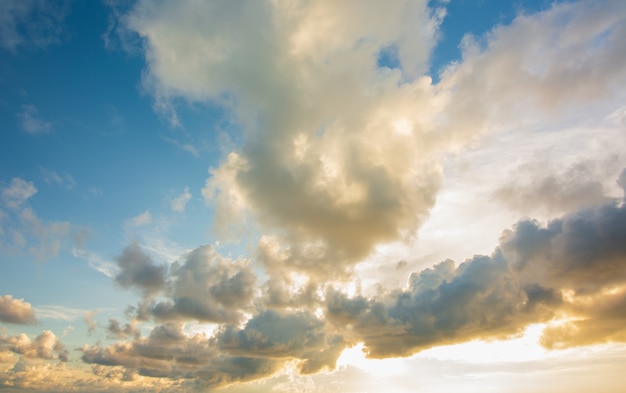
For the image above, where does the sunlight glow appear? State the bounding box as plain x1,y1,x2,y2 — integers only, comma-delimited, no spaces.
336,343,407,376
416,324,549,363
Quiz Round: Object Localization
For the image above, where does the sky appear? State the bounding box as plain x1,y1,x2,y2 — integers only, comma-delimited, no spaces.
1,0,626,391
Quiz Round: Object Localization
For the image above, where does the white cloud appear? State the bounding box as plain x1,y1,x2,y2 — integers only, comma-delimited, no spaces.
1,178,36,210
128,210,152,227
164,137,200,157
17,105,53,135
40,168,76,189
34,305,91,322
170,187,191,213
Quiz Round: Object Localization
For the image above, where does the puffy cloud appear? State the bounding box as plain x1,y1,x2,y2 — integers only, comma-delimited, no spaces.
148,245,256,324
107,318,140,340
122,0,626,284
126,0,445,277
325,193,626,357
0,330,68,361
81,310,344,387
81,322,281,388
114,241,167,297
0,295,36,324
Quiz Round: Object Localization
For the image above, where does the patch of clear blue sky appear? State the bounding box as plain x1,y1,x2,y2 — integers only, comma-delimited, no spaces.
427,0,558,82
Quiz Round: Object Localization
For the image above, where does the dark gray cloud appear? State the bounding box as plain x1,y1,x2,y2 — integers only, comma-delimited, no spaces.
0,295,37,324
107,318,140,340
326,196,626,357
217,310,345,374
148,245,257,324
115,241,167,296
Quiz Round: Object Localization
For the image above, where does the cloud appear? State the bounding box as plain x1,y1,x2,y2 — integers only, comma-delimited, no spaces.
72,1,626,389
170,187,191,212
494,160,616,215
80,322,282,388
0,0,71,51
84,310,100,334
106,318,140,340
1,178,36,210
40,168,77,189
123,0,626,285
164,137,200,158
0,177,73,259
324,188,626,357
0,295,37,324
0,330,68,361
139,245,257,324
34,305,91,322
128,210,152,227
17,105,53,135
72,247,119,278
114,241,167,297
81,310,343,388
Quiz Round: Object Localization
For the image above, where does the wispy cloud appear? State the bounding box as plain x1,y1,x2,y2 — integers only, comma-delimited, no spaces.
164,137,200,157
128,210,152,227
17,105,53,135
34,305,90,322
170,187,191,213
40,167,76,189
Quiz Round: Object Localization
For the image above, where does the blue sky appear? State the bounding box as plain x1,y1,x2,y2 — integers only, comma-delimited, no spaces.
1,1,626,392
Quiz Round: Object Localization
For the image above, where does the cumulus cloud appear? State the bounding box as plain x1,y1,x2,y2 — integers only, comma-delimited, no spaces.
81,322,281,388
107,318,140,340
114,241,166,297
76,1,626,388
0,295,37,324
142,245,256,324
81,310,343,387
121,0,626,284
0,330,68,361
325,191,626,357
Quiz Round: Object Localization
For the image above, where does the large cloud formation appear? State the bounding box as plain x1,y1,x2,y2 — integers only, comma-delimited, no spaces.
123,0,626,283
327,193,626,357
73,0,626,390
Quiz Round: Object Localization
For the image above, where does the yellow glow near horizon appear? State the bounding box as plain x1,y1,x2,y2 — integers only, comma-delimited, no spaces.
416,324,550,363
336,343,407,377
337,322,591,373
